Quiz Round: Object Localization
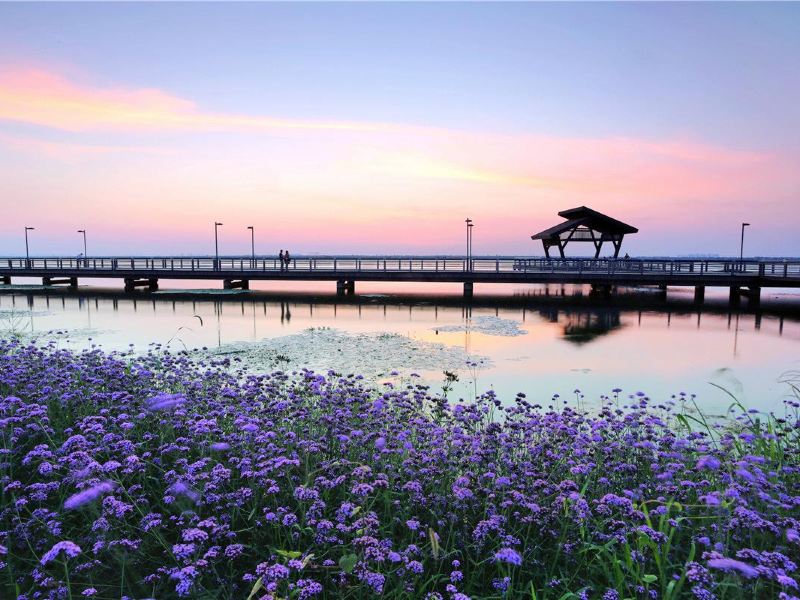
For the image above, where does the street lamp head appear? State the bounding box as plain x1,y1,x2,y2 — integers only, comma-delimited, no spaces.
215,222,223,226
25,226,34,231
247,226,254,230
742,223,750,227
77,229,85,233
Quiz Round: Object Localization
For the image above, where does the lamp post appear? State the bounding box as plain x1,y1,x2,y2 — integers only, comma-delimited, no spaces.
739,222,750,262
24,226,34,267
465,218,472,266
247,226,254,267
77,229,87,261
214,222,223,269
468,221,474,269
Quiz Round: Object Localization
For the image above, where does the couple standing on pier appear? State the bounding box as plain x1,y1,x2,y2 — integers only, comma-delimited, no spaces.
278,249,292,271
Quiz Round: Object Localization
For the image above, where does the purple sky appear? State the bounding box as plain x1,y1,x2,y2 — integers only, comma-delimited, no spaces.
0,3,798,257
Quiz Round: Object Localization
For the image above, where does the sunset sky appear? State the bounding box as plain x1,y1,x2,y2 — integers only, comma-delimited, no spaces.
0,3,798,257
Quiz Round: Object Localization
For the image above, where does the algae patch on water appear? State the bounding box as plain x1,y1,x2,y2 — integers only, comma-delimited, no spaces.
434,315,527,337
200,327,491,378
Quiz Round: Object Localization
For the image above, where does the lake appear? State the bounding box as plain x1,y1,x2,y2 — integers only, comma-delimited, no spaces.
1,280,799,416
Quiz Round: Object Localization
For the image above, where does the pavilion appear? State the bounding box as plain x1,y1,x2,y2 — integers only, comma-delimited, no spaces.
531,206,638,258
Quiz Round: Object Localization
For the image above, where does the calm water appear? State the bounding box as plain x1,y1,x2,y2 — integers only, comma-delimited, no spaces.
2,280,799,415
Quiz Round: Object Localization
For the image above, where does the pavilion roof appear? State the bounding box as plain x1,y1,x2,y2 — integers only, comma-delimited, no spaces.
531,206,638,240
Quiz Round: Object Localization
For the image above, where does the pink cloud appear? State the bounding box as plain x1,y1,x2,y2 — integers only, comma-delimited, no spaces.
0,67,405,134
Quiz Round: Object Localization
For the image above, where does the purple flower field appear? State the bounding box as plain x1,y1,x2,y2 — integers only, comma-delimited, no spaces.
0,339,798,599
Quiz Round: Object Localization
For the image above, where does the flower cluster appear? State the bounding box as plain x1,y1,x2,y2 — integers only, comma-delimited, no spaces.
0,339,798,598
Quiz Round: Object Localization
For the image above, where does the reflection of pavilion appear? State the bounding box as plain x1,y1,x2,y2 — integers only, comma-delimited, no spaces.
542,307,623,344
531,206,638,258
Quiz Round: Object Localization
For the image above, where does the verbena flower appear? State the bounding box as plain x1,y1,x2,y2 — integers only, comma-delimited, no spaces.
146,393,186,412
494,547,522,566
63,481,115,510
696,455,721,471
707,558,760,578
40,541,81,565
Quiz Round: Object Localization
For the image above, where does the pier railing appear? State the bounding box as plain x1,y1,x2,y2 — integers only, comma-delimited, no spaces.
1,256,799,278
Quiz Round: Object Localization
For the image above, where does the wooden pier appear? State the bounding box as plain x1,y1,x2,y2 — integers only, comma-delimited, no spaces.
1,256,799,302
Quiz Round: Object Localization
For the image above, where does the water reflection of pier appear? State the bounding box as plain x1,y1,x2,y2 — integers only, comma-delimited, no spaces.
2,286,797,355
540,308,623,344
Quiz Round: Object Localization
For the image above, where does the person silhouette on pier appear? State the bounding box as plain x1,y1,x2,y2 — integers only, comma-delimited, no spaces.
278,250,284,271
284,249,291,270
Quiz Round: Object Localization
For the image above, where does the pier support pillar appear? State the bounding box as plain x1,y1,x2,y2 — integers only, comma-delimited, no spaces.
463,281,474,298
590,283,612,297
746,286,761,307
0,275,10,285
693,286,705,304
42,276,77,288
729,286,741,305
223,279,249,290
124,278,158,292
336,280,355,296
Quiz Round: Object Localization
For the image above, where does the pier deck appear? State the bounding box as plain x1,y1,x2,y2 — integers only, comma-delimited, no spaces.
1,256,799,301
